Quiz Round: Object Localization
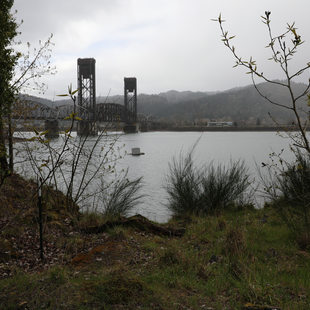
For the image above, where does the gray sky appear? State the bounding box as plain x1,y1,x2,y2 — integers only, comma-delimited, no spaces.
13,0,310,100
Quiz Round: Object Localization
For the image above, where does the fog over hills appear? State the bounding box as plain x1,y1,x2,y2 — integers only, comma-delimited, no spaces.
18,81,308,125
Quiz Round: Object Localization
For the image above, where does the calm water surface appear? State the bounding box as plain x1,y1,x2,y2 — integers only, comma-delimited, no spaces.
115,131,294,222
15,131,295,223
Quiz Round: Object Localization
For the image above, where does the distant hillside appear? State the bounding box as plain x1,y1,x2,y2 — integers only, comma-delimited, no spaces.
18,94,73,108
137,82,308,125
158,90,216,104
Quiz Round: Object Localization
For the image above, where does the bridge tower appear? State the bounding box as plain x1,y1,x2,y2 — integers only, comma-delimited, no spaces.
45,119,59,139
123,77,138,133
77,58,97,136
44,103,59,138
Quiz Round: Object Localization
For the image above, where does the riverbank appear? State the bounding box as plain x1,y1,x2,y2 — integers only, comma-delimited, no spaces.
0,174,310,309
153,126,302,132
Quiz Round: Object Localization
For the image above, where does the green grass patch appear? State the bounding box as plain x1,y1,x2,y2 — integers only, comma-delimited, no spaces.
1,207,310,309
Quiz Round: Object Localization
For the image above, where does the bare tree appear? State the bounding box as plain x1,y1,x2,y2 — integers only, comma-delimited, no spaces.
214,11,310,153
18,86,143,216
9,33,56,172
214,13,310,242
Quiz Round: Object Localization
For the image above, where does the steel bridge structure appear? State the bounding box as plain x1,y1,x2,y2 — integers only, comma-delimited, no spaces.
12,101,135,123
12,58,139,135
76,58,138,134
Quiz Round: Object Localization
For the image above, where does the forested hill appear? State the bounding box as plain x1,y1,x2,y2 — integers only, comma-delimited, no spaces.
19,81,308,125
137,82,308,125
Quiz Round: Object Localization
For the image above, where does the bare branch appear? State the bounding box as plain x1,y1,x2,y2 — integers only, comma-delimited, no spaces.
215,12,310,153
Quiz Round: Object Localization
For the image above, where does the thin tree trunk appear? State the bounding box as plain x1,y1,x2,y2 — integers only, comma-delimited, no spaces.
8,111,13,173
0,117,9,185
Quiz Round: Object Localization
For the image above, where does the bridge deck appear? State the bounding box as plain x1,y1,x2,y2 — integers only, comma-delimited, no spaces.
12,102,137,123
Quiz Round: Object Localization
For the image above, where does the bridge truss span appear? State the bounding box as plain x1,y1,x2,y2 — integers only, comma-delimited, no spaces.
96,103,125,122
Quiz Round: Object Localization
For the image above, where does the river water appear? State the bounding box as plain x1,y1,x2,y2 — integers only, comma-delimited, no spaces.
15,131,296,223
114,131,295,222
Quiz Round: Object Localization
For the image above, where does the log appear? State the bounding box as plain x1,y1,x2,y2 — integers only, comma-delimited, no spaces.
81,214,185,237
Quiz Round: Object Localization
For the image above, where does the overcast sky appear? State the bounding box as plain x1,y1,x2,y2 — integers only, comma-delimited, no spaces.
13,0,310,100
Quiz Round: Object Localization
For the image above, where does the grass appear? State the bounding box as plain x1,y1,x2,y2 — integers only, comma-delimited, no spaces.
1,207,310,309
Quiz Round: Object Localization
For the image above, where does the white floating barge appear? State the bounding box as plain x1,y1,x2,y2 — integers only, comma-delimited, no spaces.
130,147,145,156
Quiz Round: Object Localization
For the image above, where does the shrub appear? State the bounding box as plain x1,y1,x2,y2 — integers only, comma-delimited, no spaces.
200,160,250,214
166,151,203,217
166,150,251,217
99,172,145,218
270,151,310,239
277,152,310,207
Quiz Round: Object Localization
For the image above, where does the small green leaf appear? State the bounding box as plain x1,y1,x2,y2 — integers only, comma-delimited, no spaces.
27,137,37,142
64,112,75,120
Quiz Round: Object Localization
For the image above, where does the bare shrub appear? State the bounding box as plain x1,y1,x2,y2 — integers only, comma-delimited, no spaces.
97,171,145,218
200,160,250,214
166,151,203,217
166,148,251,217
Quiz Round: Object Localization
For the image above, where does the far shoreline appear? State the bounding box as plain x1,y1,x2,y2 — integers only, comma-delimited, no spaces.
147,126,305,132
11,125,308,135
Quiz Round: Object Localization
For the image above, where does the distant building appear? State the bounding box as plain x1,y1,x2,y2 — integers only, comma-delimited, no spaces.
207,121,233,127
193,118,209,126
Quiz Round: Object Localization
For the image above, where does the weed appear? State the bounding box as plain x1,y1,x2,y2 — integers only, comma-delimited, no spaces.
217,217,227,231
87,269,152,307
48,266,67,285
297,232,310,251
224,227,246,258
76,211,105,229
